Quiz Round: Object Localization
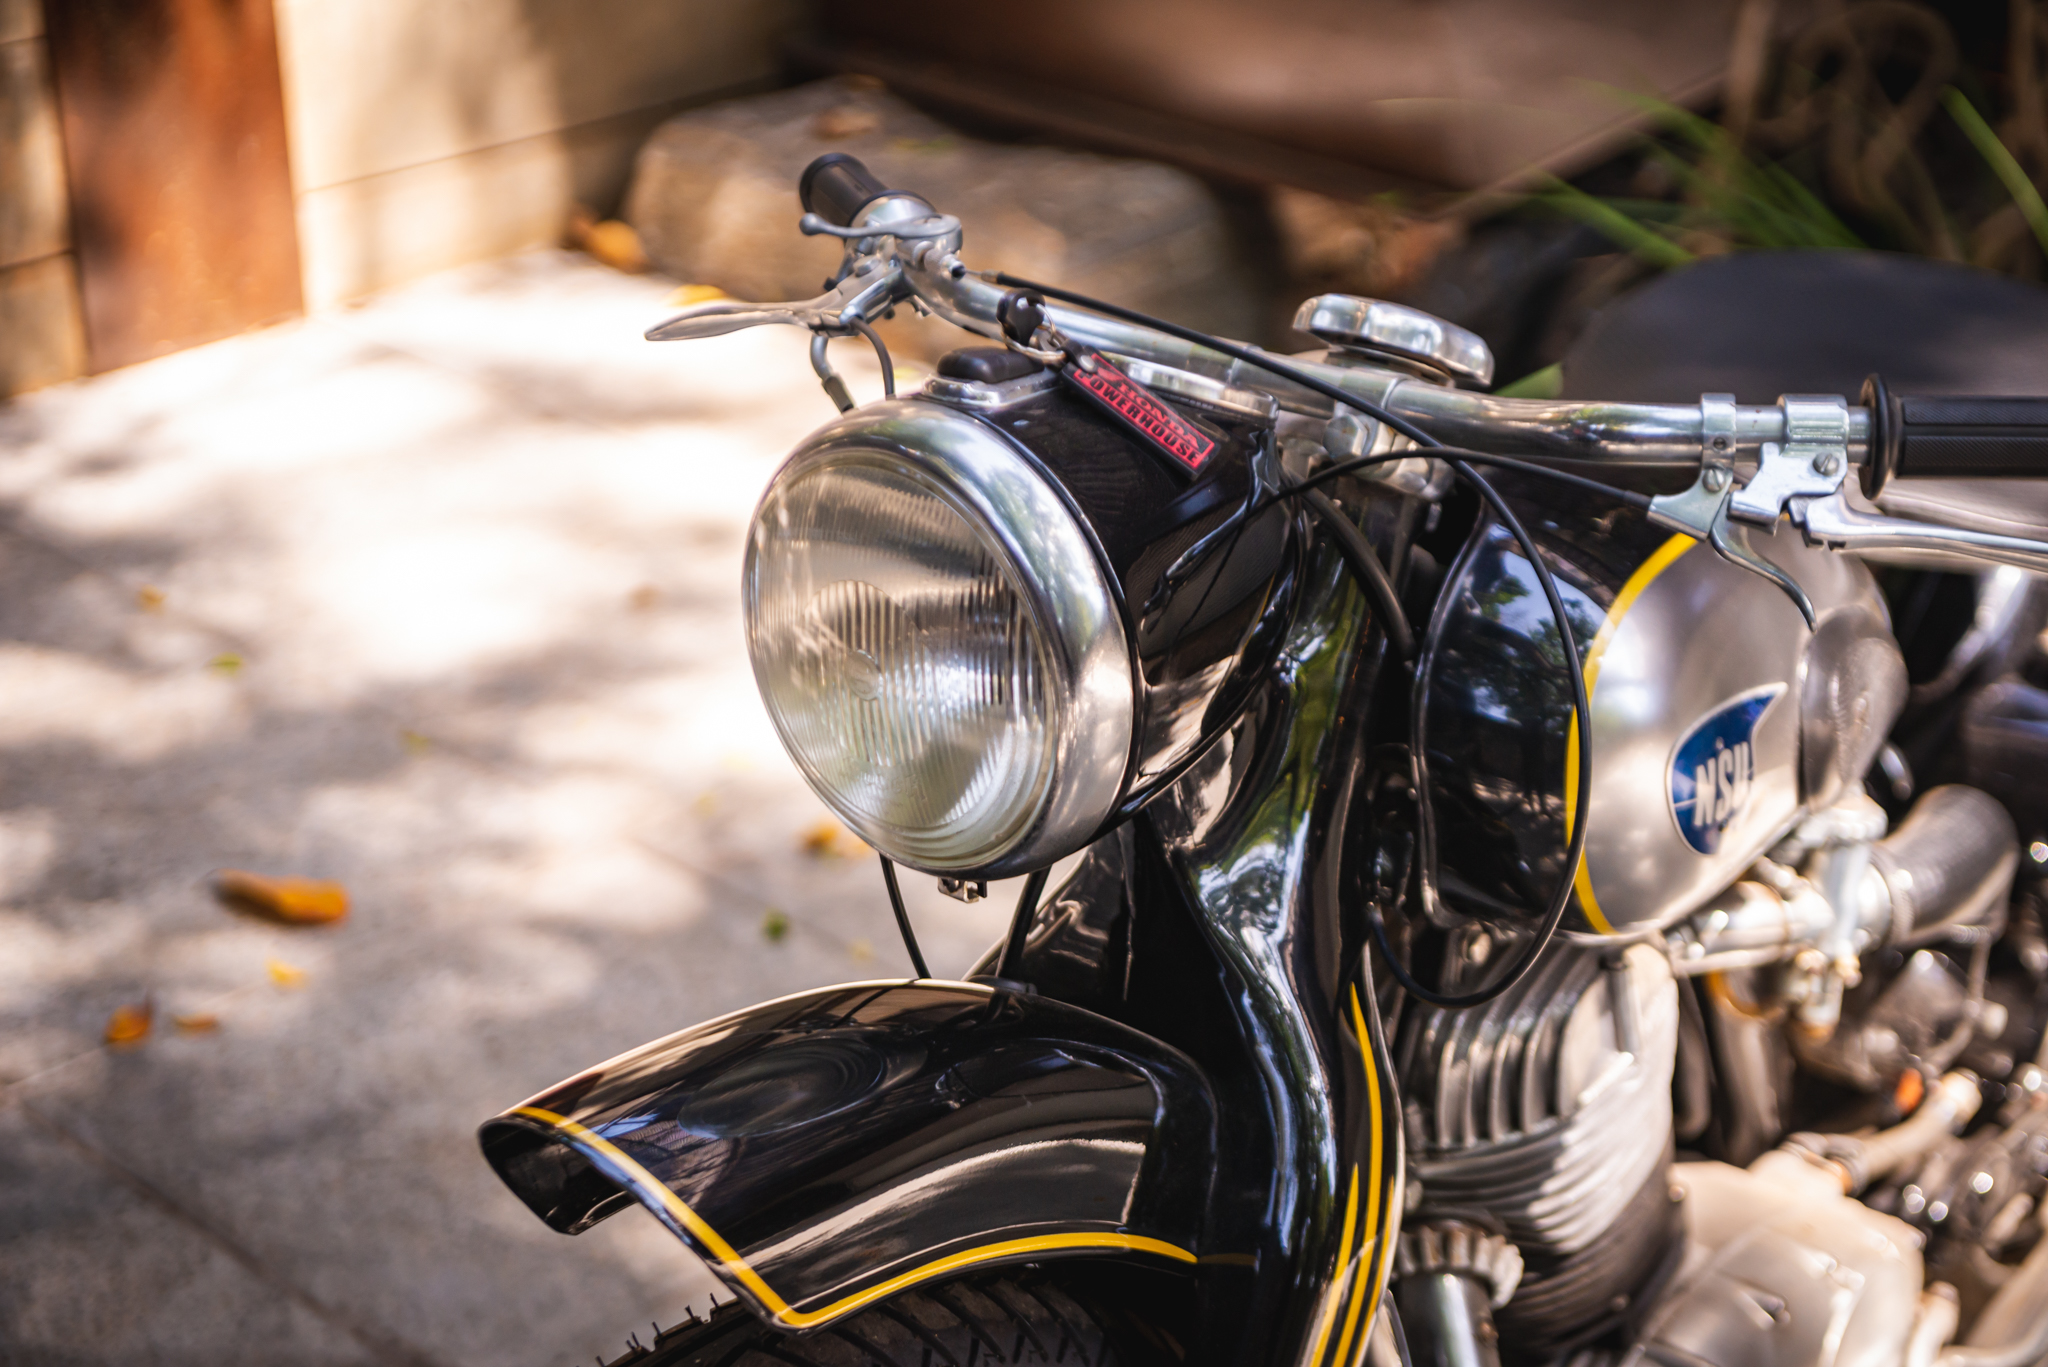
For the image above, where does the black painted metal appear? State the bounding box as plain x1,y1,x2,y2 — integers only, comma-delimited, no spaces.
481,981,1215,1328
1413,479,1658,932
946,381,1305,792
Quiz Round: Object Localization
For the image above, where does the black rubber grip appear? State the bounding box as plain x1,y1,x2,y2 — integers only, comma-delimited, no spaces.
799,153,893,228
1862,375,2048,494
1869,784,2016,941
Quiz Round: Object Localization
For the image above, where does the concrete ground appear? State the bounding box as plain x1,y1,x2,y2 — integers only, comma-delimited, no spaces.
0,251,1023,1367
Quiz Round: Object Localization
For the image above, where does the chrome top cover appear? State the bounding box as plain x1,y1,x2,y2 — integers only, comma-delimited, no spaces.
752,398,1136,878
1290,295,1495,388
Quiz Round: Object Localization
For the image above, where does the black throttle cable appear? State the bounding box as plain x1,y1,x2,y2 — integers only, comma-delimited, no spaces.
988,273,1602,1008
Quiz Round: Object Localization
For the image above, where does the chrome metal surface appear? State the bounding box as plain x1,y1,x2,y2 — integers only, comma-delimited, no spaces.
1106,354,1280,420
1307,408,1448,498
1905,1286,1961,1367
1939,1209,2048,1367
1649,461,1819,629
1731,397,1852,525
936,877,987,903
1574,529,1884,933
1665,876,1842,976
751,399,1135,877
1651,1160,1925,1367
646,267,897,341
1291,295,1495,388
1797,491,2048,574
920,367,1060,409
1397,1274,1501,1367
909,260,1867,465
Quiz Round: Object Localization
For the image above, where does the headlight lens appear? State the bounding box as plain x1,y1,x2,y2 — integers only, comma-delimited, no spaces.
744,407,1132,875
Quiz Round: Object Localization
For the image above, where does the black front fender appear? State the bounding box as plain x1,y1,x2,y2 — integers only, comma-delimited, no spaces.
480,980,1214,1331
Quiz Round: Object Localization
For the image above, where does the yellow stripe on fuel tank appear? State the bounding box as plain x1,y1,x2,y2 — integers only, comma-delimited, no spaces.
1562,533,1697,934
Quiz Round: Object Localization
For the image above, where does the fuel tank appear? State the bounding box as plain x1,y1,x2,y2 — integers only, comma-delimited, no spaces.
1421,481,1905,935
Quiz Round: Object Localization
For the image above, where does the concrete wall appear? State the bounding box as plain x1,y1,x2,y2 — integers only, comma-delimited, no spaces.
0,0,793,397
0,0,86,396
274,0,796,309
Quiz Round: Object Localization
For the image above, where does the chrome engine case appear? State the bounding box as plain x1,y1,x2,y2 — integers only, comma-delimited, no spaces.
1639,1157,1925,1367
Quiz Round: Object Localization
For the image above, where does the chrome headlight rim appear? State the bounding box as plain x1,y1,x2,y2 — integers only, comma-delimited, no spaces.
743,399,1137,878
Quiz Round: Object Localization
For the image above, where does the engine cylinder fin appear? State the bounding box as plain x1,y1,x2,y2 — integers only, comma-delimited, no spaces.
1397,941,1681,1350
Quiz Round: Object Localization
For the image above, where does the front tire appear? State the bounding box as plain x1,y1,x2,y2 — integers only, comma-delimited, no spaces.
596,1271,1160,1367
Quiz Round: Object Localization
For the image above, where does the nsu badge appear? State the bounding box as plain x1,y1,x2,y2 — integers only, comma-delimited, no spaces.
1668,685,1786,856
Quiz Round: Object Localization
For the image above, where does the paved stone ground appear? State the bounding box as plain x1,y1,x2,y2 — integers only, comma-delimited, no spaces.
0,252,1022,1367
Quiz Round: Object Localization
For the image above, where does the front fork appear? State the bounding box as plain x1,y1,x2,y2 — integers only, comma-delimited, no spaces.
1011,492,1410,1367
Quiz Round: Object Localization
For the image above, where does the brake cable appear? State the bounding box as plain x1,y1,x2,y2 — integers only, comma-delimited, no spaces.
987,273,1611,1009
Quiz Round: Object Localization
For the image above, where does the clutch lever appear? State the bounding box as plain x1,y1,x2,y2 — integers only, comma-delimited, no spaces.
644,264,902,342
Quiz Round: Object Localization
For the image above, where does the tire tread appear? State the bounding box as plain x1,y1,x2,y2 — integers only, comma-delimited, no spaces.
593,1274,1120,1367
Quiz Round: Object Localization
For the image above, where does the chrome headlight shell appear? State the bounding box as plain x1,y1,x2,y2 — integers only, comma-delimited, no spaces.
743,400,1135,877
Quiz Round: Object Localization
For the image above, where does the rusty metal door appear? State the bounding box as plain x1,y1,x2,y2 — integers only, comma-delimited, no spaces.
44,0,302,372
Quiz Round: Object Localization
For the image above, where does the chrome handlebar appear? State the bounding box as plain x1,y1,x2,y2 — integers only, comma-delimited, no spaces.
643,205,2048,588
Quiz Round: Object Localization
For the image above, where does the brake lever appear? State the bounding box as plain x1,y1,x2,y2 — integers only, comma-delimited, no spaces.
1793,491,2048,573
1649,467,1819,629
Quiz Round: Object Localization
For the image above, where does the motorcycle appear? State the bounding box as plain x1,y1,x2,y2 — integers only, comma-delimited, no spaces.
476,152,2048,1367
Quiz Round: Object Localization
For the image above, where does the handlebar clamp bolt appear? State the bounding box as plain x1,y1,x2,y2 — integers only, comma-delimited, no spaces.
1703,466,1731,493
1812,451,1844,477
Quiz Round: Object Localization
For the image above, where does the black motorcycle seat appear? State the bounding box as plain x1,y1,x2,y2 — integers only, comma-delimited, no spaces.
1560,250,2048,542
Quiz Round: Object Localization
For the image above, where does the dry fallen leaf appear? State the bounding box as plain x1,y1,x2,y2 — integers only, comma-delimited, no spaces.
267,958,307,988
628,584,661,612
173,1012,220,1034
567,207,649,273
399,729,431,756
137,585,166,611
209,652,243,675
666,283,729,308
692,791,719,816
799,819,870,860
761,910,790,943
105,1001,153,1046
848,938,875,963
212,869,350,925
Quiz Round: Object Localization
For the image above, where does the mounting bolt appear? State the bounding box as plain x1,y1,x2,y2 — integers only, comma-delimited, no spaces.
1811,450,1844,477
1703,465,1731,492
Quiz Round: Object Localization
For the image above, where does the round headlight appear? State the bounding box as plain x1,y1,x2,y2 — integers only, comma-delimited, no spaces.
744,401,1134,876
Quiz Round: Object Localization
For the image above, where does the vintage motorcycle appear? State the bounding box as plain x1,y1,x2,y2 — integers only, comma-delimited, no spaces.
477,153,2048,1367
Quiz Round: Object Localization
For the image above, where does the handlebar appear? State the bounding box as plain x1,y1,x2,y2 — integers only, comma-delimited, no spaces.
642,152,2048,586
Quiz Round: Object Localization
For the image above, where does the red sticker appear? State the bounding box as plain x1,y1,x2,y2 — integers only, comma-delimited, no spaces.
1064,353,1217,475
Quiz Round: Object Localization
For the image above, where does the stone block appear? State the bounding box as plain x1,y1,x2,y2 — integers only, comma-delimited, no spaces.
0,35,68,269
0,254,87,397
625,78,1263,358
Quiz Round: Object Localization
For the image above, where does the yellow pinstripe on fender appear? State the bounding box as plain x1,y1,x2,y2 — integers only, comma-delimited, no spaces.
509,1105,1196,1329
